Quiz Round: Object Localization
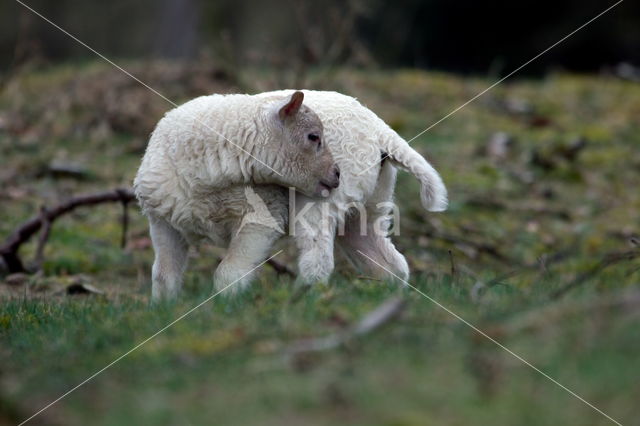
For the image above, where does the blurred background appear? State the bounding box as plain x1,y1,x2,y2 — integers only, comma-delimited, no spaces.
2,0,640,75
1,1,639,425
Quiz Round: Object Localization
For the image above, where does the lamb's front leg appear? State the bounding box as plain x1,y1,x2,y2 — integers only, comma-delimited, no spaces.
292,197,337,285
149,217,189,302
213,224,282,296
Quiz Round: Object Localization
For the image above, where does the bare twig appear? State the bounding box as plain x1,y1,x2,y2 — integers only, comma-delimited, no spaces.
1,186,300,279
448,249,456,277
550,249,640,300
0,188,136,273
33,205,52,271
508,290,640,335
117,189,131,249
468,247,577,303
407,222,517,265
285,296,407,355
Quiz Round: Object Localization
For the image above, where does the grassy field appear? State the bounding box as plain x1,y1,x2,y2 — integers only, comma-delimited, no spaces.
1,62,639,425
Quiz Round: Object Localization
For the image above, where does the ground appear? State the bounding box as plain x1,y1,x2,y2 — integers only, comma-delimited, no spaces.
0,62,639,425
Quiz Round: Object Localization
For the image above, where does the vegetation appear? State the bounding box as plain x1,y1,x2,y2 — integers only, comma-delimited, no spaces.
1,62,639,425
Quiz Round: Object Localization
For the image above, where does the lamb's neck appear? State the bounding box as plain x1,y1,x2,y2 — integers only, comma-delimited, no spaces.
249,142,288,187
245,105,287,186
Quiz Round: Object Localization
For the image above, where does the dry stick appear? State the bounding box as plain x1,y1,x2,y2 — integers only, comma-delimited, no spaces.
467,244,579,303
0,188,136,273
33,206,52,270
508,290,640,336
285,296,407,355
550,249,640,300
406,222,517,265
448,249,456,277
118,190,130,249
469,244,636,304
1,187,296,278
479,250,571,290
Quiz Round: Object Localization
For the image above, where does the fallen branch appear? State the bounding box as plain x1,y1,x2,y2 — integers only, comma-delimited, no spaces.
1,187,296,278
468,245,579,303
119,190,131,249
508,289,640,335
448,249,456,277
550,248,640,300
406,222,518,265
0,188,136,273
285,296,407,355
33,206,52,270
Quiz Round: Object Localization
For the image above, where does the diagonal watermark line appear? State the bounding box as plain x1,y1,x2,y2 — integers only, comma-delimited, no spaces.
357,0,624,177
14,0,283,177
14,1,286,422
356,250,623,426
13,0,626,424
18,250,283,425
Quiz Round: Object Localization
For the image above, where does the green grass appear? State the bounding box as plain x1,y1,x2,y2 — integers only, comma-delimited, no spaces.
2,278,638,425
1,62,639,425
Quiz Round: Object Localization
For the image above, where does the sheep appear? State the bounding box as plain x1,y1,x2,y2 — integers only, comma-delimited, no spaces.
258,90,447,286
135,89,447,301
134,91,340,301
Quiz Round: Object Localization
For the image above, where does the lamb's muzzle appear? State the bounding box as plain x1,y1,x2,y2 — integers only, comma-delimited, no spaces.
324,164,341,188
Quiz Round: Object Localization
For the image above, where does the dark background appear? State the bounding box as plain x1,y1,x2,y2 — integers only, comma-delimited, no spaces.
2,0,638,76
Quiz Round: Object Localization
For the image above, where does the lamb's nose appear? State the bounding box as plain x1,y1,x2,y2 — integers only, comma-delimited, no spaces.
334,165,340,180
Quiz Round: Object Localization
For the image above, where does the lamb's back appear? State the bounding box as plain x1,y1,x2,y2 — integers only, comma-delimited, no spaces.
134,94,265,224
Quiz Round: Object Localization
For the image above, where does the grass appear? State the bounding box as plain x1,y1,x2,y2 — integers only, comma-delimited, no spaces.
1,62,639,425
2,278,638,425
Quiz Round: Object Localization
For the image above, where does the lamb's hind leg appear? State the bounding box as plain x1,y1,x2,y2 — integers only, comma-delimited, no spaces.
149,217,189,302
337,161,409,282
337,212,409,282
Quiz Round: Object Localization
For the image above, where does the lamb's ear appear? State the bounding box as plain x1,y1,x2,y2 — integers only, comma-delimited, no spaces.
278,91,304,121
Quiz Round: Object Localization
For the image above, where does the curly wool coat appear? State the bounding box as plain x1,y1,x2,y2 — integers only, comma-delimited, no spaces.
135,90,447,300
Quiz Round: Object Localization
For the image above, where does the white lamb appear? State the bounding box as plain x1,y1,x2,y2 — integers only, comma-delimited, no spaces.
134,91,340,301
135,90,447,301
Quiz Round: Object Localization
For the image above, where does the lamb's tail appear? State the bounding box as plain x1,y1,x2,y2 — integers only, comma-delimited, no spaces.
380,132,448,212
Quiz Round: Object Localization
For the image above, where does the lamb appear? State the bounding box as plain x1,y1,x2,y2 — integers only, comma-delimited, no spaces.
135,89,447,301
134,91,340,301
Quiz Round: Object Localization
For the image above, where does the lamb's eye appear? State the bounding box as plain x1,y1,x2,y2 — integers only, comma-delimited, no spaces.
308,133,320,142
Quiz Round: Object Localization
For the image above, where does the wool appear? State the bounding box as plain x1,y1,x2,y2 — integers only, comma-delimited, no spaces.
134,90,447,300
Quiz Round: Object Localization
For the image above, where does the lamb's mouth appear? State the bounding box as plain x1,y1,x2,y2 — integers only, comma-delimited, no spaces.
315,180,338,198
319,181,333,191
320,178,339,190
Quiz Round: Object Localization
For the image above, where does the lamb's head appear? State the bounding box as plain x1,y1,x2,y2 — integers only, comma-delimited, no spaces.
267,91,340,198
